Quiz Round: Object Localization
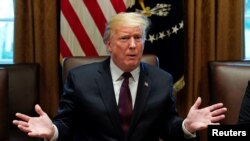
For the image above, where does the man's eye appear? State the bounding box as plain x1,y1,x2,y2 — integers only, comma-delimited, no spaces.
119,36,142,42
120,37,129,40
134,36,142,40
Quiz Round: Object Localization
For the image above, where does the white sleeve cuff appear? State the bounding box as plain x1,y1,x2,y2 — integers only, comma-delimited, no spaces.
182,119,196,138
44,124,58,141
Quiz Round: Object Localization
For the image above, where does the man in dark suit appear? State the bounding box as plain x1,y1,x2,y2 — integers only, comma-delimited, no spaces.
13,12,227,141
238,80,250,124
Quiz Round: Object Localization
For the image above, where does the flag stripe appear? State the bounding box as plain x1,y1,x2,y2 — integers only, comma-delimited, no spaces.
60,35,72,57
70,0,107,55
60,13,86,56
60,0,127,58
97,0,117,22
83,0,107,35
61,0,98,56
110,0,127,13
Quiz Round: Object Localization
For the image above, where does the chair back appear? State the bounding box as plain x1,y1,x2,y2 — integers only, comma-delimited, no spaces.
0,68,8,140
62,54,159,82
0,64,39,126
209,61,250,124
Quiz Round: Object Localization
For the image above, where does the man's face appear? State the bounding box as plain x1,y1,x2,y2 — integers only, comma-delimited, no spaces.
106,26,144,72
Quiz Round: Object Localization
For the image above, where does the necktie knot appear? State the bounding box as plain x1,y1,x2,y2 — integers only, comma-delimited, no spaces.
122,72,131,80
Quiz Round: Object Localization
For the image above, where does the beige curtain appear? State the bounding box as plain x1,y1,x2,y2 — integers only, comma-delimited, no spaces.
176,0,244,116
176,1,244,140
14,0,60,117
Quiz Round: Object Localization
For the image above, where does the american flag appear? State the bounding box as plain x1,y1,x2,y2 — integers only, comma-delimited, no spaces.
60,0,185,93
60,0,130,60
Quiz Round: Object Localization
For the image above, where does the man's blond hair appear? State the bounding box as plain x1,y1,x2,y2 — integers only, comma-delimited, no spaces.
103,12,150,43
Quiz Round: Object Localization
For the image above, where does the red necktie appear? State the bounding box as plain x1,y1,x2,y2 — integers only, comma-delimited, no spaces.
118,72,132,134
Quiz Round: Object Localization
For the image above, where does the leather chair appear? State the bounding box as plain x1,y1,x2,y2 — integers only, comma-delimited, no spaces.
209,61,250,124
0,64,41,141
62,54,159,82
0,68,9,141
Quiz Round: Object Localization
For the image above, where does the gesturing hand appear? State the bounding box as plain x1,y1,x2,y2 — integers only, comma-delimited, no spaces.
13,104,55,140
184,97,227,133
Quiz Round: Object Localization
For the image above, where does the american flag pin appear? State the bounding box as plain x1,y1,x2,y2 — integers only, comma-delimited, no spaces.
144,82,148,87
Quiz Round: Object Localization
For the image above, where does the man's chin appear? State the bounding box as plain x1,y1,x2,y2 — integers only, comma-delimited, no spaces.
125,62,139,70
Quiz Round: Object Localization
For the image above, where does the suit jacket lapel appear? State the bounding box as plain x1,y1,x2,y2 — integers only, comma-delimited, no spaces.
96,58,124,138
129,63,151,135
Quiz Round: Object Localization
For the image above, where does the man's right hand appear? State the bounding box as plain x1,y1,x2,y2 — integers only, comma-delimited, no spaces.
13,104,55,140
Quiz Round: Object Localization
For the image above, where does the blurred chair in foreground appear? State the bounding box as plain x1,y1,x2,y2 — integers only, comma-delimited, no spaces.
0,68,9,141
209,61,250,124
0,64,41,141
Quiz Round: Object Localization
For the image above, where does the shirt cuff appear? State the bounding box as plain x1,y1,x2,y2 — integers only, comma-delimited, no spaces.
182,119,196,138
44,124,58,141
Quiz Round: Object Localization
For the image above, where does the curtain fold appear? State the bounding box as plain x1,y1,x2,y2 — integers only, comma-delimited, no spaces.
14,0,60,117
176,1,243,140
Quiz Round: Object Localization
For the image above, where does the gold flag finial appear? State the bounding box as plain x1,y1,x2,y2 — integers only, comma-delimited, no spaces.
138,0,152,16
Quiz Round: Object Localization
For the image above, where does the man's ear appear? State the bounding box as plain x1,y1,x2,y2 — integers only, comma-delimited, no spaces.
106,41,112,52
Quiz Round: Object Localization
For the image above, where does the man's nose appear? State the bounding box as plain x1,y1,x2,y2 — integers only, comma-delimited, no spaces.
129,38,136,48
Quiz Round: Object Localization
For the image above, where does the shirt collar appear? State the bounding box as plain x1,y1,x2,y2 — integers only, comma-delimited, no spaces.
110,58,140,81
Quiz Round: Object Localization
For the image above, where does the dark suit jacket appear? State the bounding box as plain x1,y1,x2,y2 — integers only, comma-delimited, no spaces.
238,80,250,124
53,58,196,141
